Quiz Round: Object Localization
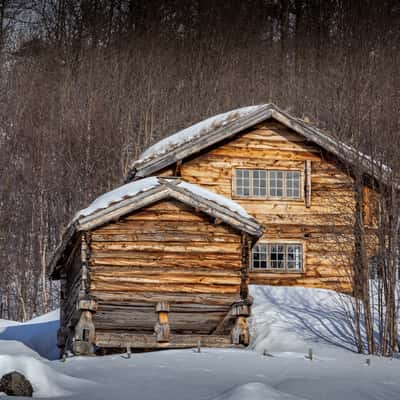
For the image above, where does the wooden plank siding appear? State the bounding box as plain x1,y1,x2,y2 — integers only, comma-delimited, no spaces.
88,199,245,338
159,120,374,293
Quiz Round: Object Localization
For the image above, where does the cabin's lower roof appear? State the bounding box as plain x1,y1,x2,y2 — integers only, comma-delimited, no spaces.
48,177,263,279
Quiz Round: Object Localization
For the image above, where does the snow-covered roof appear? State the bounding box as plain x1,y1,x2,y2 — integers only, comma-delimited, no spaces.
49,177,263,278
74,177,160,220
74,177,250,221
140,105,264,162
175,180,249,218
127,103,391,185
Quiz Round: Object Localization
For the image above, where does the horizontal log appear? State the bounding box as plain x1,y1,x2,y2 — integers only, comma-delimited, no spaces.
90,281,241,294
91,232,239,243
91,272,241,285
91,291,240,305
95,332,234,349
90,257,242,270
90,242,241,253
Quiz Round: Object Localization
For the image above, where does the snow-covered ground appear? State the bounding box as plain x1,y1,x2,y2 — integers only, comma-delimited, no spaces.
1,286,400,399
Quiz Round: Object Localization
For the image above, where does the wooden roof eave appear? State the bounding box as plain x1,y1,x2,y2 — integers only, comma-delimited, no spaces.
47,221,79,280
270,109,393,186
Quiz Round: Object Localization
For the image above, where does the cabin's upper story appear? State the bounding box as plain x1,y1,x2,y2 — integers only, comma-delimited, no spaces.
126,104,380,292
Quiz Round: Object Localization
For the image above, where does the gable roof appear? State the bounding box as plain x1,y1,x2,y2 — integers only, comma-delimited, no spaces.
126,103,390,184
48,177,263,279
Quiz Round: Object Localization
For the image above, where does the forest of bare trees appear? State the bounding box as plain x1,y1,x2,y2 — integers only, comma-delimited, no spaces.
0,0,399,354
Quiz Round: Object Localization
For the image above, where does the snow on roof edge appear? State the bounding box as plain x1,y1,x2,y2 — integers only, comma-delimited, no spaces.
138,104,267,164
176,180,251,219
74,177,160,221
73,176,253,222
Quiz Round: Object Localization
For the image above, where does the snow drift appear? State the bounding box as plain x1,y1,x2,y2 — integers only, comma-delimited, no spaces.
0,309,59,360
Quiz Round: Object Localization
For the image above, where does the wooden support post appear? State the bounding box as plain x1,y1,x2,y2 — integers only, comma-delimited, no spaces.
72,310,96,355
231,299,251,346
231,316,249,346
240,234,250,299
155,302,170,343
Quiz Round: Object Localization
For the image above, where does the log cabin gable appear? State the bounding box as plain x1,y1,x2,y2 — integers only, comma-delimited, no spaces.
48,177,263,280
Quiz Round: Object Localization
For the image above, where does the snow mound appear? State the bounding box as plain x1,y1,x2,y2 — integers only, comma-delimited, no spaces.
0,339,93,398
213,382,307,400
138,105,265,162
249,285,356,354
0,309,59,360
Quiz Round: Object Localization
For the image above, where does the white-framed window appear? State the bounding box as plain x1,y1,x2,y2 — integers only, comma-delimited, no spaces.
235,169,250,196
252,170,267,196
234,169,302,200
269,170,284,197
286,171,301,199
251,243,303,272
252,243,268,269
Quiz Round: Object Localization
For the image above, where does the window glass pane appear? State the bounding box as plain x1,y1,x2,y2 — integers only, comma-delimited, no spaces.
252,243,267,269
236,169,250,196
270,244,285,269
286,171,301,199
287,244,302,270
252,170,267,196
269,171,283,197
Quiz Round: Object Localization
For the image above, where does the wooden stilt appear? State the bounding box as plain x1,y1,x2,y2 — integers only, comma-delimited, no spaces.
155,302,170,343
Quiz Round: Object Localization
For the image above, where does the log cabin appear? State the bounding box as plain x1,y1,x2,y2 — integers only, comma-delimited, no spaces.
49,103,380,356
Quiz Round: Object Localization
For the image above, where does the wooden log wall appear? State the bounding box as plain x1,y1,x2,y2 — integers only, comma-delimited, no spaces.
88,199,246,344
61,243,82,331
166,121,378,293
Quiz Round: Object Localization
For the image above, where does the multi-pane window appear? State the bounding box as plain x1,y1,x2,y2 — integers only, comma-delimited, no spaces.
235,169,301,199
286,171,301,198
252,243,268,269
251,243,303,272
270,244,285,269
252,170,267,196
235,169,250,196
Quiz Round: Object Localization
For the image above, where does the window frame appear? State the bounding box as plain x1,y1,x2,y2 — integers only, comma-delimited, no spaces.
232,168,304,201
250,241,305,273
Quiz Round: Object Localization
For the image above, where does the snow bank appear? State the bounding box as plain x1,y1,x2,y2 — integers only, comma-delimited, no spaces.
0,340,93,398
249,285,356,354
212,382,307,400
0,309,59,360
138,105,265,162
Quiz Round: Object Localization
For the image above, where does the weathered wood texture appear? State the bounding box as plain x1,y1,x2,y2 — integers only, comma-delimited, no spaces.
167,121,378,293
60,243,82,331
88,199,247,343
